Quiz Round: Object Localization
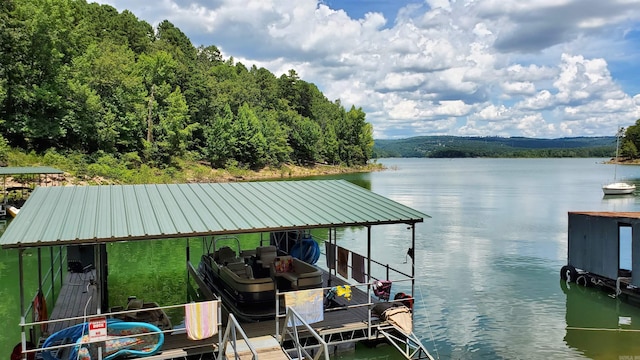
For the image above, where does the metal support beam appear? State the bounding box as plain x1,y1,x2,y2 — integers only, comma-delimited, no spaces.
19,248,26,360
367,225,372,339
411,223,416,322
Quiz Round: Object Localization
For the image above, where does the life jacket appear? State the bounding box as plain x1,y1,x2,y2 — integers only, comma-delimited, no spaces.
34,290,48,332
394,292,414,310
11,342,35,360
373,280,392,300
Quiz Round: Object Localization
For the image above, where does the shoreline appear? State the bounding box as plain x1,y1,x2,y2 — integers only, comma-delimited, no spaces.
1,162,386,187
203,163,385,182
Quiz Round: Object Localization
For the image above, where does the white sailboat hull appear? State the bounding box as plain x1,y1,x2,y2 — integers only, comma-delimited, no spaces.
602,182,636,195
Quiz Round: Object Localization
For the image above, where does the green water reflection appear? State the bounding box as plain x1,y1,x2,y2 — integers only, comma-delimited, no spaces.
562,280,640,359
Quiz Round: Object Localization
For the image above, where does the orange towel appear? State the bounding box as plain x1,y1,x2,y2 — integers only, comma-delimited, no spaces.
184,300,219,340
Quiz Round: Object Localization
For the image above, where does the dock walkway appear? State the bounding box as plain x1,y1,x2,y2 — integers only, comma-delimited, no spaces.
45,268,382,359
47,271,98,335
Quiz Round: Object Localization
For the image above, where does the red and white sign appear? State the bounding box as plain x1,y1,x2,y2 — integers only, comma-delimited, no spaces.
88,316,107,341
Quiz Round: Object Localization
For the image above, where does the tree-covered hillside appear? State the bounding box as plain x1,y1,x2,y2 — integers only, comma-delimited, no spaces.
620,120,640,160
0,0,373,170
373,136,616,158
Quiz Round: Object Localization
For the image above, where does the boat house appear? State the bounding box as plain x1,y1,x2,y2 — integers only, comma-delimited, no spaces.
1,180,434,360
0,166,63,218
563,211,640,302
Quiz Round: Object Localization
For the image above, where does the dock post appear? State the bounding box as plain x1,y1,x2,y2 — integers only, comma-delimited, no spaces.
411,223,416,322
50,247,55,301
367,225,372,339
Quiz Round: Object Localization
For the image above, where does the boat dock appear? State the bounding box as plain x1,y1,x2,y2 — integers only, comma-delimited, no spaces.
0,166,63,218
562,211,640,305
47,271,98,334
41,261,412,359
1,180,434,360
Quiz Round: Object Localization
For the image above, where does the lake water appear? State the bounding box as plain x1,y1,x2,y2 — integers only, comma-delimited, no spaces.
310,158,640,360
2,158,640,359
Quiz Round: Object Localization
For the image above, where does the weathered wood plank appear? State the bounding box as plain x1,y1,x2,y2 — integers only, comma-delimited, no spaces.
48,271,98,334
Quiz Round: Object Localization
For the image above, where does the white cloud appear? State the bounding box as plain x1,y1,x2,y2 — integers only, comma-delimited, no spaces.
501,81,536,96
92,0,640,138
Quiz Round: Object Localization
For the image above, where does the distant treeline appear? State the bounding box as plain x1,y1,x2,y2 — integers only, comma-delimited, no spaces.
0,0,373,170
373,136,616,158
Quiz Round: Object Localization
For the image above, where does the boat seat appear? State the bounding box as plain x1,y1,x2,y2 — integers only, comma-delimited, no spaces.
216,246,240,264
226,262,254,279
256,246,277,268
270,256,322,290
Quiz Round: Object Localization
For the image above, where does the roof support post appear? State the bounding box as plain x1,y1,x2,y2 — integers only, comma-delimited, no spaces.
367,225,372,339
186,238,190,303
49,247,54,301
411,223,416,323
94,244,102,314
18,248,26,360
328,228,335,287
59,246,64,289
37,248,43,295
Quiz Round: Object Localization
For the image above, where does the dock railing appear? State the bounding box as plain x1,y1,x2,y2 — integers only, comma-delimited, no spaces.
273,244,422,354
21,301,223,360
279,307,329,360
275,278,416,340
19,246,66,347
220,313,258,360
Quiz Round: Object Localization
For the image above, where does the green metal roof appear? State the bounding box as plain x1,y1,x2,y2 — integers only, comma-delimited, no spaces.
0,166,64,175
0,180,429,249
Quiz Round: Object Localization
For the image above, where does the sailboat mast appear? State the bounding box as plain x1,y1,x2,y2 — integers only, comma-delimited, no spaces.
614,127,623,181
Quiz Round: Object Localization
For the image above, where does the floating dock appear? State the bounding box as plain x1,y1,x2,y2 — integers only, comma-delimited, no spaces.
0,166,63,218
1,180,435,360
561,211,640,304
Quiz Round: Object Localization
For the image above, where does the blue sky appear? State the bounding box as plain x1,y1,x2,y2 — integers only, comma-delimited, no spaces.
93,0,640,139
324,0,419,23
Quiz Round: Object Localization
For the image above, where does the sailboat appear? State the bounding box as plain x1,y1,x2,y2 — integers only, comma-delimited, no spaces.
602,127,636,195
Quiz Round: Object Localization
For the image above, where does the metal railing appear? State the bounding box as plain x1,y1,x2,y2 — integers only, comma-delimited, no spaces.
279,307,329,360
21,301,223,360
20,246,66,346
220,314,258,360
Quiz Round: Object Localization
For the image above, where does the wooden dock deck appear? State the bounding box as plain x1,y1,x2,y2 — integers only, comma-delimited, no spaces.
47,270,98,335
44,268,384,359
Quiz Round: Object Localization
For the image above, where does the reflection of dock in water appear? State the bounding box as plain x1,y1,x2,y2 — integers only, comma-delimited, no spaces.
562,281,640,359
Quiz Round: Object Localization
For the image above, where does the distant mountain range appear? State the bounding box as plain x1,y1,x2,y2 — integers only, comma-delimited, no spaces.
372,136,616,158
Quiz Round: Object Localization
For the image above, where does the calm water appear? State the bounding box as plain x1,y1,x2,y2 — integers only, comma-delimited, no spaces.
310,158,640,360
2,158,640,359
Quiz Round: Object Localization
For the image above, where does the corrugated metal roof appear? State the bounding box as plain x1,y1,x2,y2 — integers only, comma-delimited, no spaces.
0,166,64,175
0,180,429,249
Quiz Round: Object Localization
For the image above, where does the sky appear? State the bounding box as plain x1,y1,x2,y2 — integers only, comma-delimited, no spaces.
92,0,640,139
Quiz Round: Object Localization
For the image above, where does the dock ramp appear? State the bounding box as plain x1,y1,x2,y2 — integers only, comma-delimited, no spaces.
225,335,289,360
377,324,434,360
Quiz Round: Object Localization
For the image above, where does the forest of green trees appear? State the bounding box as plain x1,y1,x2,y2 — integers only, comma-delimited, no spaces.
620,120,640,160
0,0,373,172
